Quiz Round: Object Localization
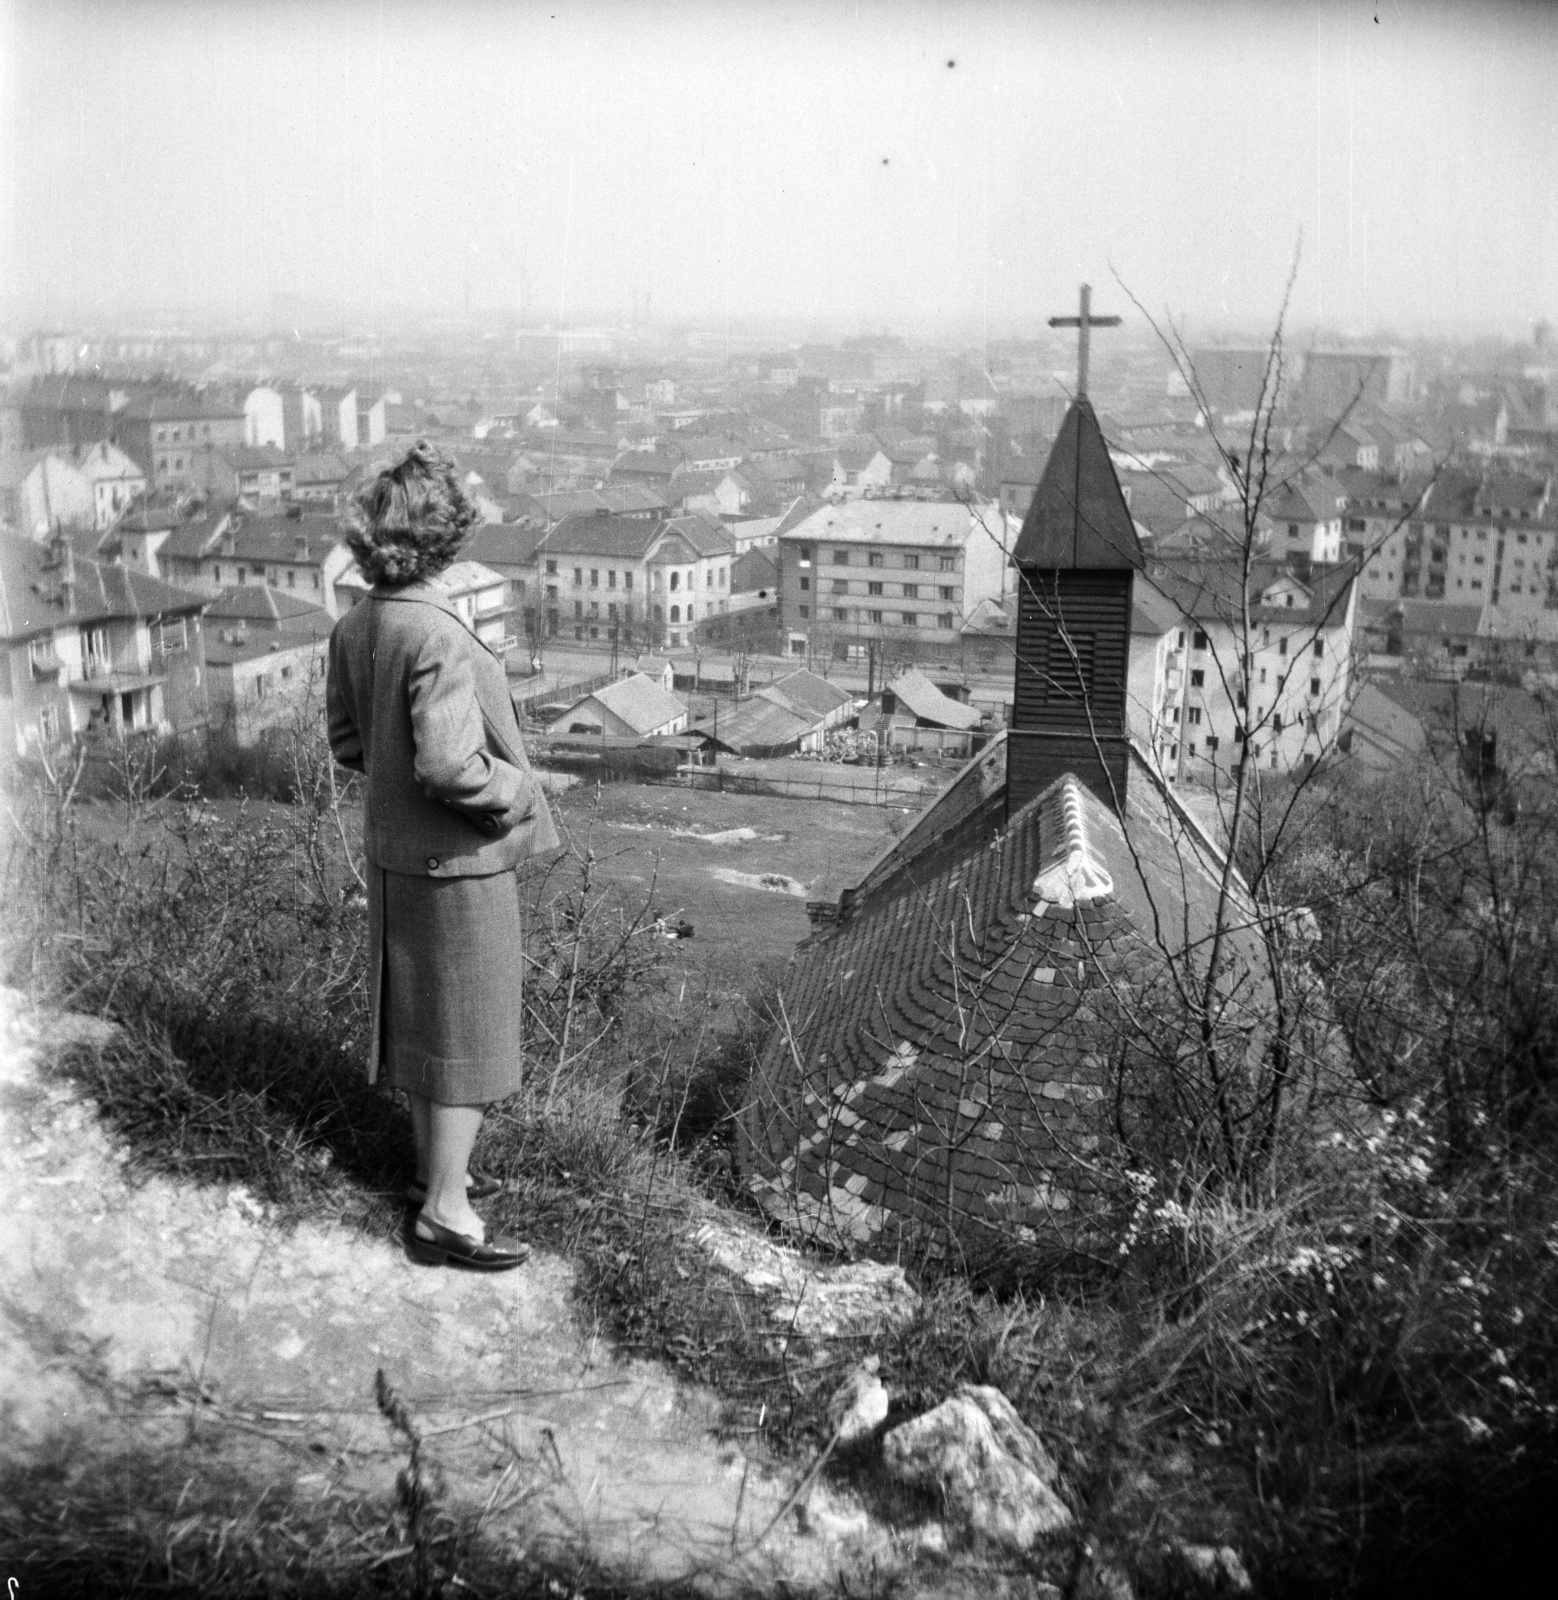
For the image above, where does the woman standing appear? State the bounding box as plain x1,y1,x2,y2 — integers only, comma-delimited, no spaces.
327,442,558,1270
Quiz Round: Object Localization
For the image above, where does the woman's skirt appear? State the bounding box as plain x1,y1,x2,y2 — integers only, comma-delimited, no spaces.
367,865,526,1105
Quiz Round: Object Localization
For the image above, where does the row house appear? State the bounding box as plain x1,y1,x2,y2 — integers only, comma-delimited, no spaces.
776,499,1009,664
1143,558,1360,783
536,511,736,650
156,507,355,616
1,531,208,753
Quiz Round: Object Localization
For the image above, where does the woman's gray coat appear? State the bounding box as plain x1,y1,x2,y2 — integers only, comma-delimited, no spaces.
327,579,560,1092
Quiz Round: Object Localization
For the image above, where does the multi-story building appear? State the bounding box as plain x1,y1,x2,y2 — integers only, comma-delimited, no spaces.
536,511,736,649
1,530,209,753
775,499,1010,665
116,390,247,489
158,507,355,616
314,386,360,450
1350,467,1557,618
77,442,147,531
244,385,286,449
1143,558,1359,783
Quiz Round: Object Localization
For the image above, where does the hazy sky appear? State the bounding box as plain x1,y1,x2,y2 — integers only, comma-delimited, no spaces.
3,0,1555,338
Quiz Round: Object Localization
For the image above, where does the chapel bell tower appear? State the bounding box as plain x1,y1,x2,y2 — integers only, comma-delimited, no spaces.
1006,285,1145,818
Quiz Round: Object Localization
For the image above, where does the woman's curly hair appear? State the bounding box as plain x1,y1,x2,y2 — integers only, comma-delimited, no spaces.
342,440,481,585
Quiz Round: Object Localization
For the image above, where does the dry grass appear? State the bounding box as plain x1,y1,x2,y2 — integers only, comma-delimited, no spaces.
9,714,1558,1598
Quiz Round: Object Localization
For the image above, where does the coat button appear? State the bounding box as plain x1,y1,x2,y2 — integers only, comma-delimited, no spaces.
427,856,439,869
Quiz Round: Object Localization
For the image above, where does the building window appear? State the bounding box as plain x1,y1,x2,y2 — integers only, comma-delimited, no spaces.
901,612,917,626
1187,707,1202,725
833,549,850,564
574,600,583,619
868,552,884,568
799,576,810,591
312,574,320,590
867,581,883,596
573,568,583,586
797,605,809,618
1309,677,1321,696
903,553,920,570
670,571,681,591
939,555,955,570
868,609,883,623
798,546,812,565
546,559,557,576
607,603,617,621
670,605,680,622
832,578,849,594
286,570,296,589
902,583,919,599
1272,713,1284,733
938,612,954,629
1190,669,1204,687
1278,636,1288,656
1193,630,1208,650
158,618,187,653
834,607,849,622
939,586,954,601
590,569,600,588
1206,736,1220,752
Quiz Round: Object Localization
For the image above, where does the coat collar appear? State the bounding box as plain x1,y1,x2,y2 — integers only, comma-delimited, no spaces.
370,577,463,622
370,577,507,663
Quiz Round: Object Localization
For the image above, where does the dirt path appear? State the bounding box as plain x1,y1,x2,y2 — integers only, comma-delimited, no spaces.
0,988,917,1595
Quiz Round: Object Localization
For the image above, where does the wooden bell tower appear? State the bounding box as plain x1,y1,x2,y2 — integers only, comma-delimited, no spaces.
1007,286,1144,818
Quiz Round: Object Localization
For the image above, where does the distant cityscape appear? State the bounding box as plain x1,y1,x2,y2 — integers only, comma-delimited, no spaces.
3,307,1555,792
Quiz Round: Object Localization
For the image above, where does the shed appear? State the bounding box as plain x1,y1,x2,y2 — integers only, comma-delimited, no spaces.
881,667,984,731
548,671,688,739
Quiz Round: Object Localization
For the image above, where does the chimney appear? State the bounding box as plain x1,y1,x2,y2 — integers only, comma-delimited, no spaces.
1005,399,1144,819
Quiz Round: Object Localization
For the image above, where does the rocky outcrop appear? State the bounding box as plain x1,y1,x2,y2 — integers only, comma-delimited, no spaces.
881,1383,1072,1552
691,1218,920,1342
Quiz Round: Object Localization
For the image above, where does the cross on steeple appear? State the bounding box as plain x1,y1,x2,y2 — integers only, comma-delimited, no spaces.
1048,283,1121,401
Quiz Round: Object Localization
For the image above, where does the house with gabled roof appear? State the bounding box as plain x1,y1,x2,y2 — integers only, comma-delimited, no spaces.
739,392,1276,1262
158,506,354,616
548,671,688,739
1,529,209,752
537,509,736,649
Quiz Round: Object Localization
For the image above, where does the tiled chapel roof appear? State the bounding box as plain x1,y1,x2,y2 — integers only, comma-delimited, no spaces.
739,747,1267,1256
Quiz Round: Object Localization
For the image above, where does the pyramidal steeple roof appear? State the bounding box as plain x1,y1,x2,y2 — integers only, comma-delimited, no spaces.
1012,398,1144,570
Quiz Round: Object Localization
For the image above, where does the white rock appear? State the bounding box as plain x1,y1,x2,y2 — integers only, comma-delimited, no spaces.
1169,1543,1253,1594
881,1383,1071,1552
691,1219,920,1340
826,1357,889,1446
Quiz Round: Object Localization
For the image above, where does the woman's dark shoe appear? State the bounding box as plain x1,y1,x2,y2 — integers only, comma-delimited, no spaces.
404,1170,505,1207
407,1214,530,1271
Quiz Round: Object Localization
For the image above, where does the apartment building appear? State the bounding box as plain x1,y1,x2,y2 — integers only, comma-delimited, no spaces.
1144,558,1359,782
536,510,736,649
1352,467,1557,619
775,499,1009,663
1,531,208,754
